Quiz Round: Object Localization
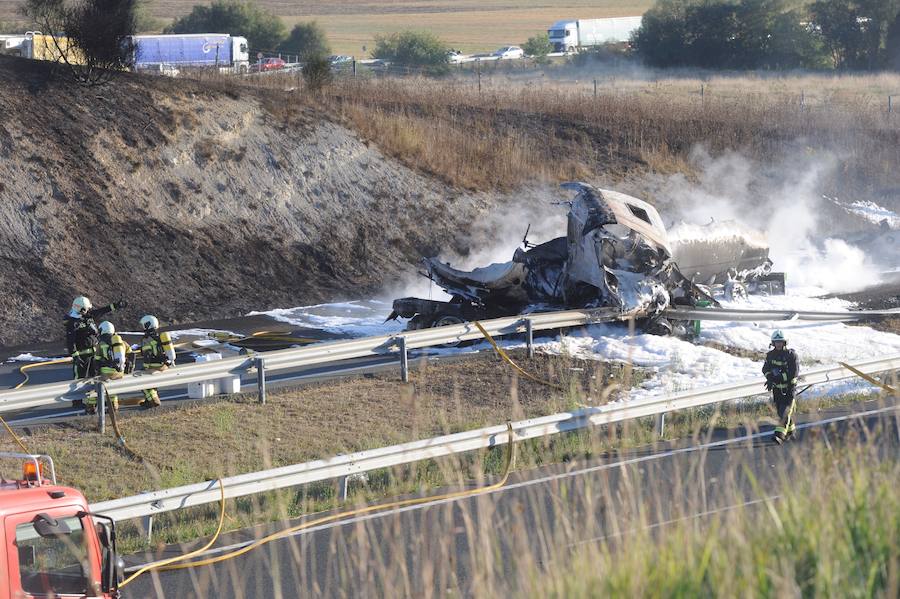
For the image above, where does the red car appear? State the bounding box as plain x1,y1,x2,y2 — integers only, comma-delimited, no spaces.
252,57,286,72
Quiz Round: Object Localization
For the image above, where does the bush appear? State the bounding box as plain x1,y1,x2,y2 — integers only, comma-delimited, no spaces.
302,54,332,91
522,33,553,63
0,20,23,33
372,30,449,75
279,22,330,60
165,0,285,52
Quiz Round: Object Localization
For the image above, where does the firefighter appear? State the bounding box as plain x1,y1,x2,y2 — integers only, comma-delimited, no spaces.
762,329,799,444
84,321,128,414
65,296,126,408
138,315,175,408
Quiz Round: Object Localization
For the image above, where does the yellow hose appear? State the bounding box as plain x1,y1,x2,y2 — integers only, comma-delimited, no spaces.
119,478,227,588
0,415,29,453
155,423,516,572
14,357,72,389
473,321,564,391
839,362,897,394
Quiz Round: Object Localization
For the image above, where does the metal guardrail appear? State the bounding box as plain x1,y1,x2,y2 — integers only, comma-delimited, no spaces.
0,308,624,414
0,306,895,416
88,354,900,522
666,307,899,322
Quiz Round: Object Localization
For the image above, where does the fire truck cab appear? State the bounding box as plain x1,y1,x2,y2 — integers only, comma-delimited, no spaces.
0,453,124,599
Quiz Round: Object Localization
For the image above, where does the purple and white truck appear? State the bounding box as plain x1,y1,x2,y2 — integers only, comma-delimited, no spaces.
132,33,250,74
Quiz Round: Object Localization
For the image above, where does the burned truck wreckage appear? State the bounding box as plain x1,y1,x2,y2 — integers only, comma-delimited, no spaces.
389,183,785,335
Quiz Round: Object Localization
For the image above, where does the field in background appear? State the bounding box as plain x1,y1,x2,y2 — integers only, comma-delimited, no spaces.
303,71,900,196
0,0,652,55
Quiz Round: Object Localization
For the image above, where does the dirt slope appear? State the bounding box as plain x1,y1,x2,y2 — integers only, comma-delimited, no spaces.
0,57,496,346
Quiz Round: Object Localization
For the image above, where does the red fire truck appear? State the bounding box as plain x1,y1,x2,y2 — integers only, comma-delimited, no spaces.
0,453,124,598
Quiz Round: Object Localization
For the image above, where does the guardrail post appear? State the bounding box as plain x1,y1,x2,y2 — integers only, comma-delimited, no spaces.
256,357,266,405
398,336,409,383
338,476,349,501
143,515,153,542
655,413,665,439
525,318,534,359
97,383,106,434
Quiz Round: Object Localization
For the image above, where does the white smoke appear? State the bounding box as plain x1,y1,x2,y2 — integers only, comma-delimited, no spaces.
660,148,883,294
389,185,568,300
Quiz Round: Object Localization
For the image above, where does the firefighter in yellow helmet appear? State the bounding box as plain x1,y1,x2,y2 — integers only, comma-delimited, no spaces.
84,321,129,414
138,315,175,408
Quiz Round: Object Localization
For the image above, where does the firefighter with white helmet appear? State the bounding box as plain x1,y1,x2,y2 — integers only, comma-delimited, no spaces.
138,315,175,408
65,295,126,409
763,329,800,444
84,321,129,414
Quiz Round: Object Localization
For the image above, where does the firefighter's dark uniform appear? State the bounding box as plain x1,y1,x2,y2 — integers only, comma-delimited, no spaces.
140,330,175,407
65,303,119,408
65,304,117,379
85,332,128,412
763,347,799,442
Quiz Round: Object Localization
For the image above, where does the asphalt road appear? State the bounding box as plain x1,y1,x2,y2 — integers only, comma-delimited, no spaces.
123,399,900,598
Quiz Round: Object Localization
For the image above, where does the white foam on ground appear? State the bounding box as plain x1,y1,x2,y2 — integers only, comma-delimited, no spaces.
247,287,899,400
249,300,403,338
6,353,63,363
829,197,900,229
537,288,900,400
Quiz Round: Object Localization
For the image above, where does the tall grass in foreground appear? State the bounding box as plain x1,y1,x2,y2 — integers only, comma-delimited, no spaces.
536,433,900,598
127,396,899,598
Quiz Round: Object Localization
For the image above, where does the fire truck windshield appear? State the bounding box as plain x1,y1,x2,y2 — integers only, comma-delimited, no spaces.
15,515,90,596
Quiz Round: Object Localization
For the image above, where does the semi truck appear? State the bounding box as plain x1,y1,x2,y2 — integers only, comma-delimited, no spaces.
547,17,643,53
132,33,250,74
15,33,85,64
0,453,125,598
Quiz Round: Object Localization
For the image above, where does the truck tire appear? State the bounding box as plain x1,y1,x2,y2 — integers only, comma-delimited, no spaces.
432,315,467,348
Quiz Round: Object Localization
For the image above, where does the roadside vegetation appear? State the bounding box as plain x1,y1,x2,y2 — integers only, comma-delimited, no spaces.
308,72,900,195
0,347,889,554
531,434,900,598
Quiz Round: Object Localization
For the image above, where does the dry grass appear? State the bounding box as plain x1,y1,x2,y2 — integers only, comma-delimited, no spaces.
171,68,900,195
313,73,900,193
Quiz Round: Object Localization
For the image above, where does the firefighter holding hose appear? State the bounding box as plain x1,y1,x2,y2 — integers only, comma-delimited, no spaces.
763,330,799,444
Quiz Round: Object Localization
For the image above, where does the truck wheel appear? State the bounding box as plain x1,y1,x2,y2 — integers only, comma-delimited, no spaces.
432,315,466,348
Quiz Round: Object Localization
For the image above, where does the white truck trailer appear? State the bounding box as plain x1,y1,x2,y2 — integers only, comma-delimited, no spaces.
548,17,643,53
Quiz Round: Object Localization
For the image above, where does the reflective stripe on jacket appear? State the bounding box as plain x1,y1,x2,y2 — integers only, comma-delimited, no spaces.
97,334,128,372
141,331,175,366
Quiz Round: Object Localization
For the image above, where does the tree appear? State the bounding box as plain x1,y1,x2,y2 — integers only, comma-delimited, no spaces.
632,0,693,67
373,30,449,74
888,11,900,70
20,0,137,85
165,0,285,52
134,0,163,33
810,0,900,69
633,0,827,69
522,32,553,63
279,21,330,60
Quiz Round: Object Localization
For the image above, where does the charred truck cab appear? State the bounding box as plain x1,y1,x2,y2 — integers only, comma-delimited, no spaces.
0,453,124,599
390,183,720,335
